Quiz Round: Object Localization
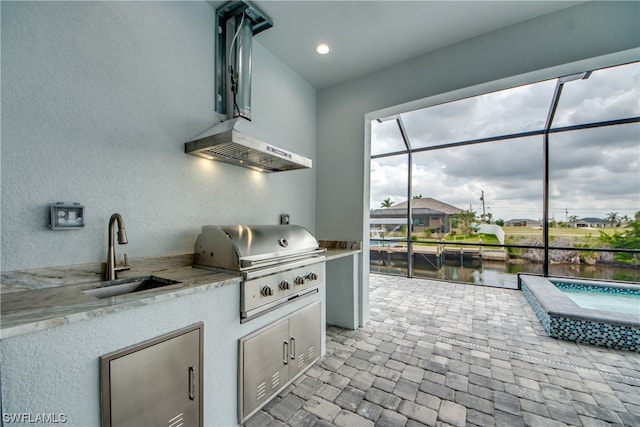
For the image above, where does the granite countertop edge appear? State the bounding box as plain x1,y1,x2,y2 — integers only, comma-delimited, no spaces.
324,248,362,261
0,254,241,340
320,241,362,261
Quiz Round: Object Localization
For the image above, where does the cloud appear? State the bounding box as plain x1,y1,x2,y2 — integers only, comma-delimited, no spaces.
554,63,640,126
370,62,640,221
400,79,555,148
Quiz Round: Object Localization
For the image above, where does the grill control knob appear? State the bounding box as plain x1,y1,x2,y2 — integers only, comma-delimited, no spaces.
279,280,291,290
294,276,305,285
309,272,318,281
260,286,274,297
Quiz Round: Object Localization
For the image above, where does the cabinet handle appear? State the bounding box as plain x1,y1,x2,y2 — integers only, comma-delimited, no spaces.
290,337,296,360
188,366,196,400
283,341,289,365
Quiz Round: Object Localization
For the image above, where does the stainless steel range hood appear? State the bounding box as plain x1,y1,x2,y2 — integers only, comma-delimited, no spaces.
185,1,311,173
185,118,312,172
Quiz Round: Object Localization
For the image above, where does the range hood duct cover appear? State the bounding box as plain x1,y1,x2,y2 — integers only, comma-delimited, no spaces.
185,1,311,173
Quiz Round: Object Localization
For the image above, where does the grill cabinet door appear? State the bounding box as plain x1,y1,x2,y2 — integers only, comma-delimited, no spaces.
239,301,322,423
241,319,290,419
288,302,321,378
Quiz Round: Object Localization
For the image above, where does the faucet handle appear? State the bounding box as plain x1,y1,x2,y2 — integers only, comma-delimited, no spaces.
116,253,131,272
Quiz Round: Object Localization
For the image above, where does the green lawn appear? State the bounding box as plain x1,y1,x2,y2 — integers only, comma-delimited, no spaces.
445,233,501,244
502,226,622,238
406,227,626,247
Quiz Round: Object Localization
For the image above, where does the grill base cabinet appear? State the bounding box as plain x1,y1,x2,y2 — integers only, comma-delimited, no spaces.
99,323,204,427
239,301,321,422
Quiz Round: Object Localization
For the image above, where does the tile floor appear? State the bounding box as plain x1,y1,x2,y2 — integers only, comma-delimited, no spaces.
245,274,640,426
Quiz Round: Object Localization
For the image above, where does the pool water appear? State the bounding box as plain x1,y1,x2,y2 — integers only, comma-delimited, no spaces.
561,289,640,316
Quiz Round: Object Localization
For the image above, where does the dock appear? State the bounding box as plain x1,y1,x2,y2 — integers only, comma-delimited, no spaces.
370,243,507,270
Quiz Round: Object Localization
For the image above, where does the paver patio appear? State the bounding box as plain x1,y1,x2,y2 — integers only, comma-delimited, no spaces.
246,274,640,426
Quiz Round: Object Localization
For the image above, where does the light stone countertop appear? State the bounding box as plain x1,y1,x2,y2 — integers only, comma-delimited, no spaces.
320,241,362,261
324,248,362,261
0,254,241,339
0,244,362,339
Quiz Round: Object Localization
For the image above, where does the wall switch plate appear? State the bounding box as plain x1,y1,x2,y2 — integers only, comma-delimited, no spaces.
50,202,85,230
280,214,290,225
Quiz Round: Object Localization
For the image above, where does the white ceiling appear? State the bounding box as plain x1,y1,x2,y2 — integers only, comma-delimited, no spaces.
212,1,583,90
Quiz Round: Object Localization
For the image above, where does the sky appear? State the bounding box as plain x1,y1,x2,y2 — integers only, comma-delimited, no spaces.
370,61,640,223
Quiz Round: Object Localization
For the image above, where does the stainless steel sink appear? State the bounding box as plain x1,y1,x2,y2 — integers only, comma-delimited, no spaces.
85,276,182,299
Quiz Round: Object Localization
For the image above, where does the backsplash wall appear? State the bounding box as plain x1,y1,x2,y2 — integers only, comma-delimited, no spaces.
1,1,317,271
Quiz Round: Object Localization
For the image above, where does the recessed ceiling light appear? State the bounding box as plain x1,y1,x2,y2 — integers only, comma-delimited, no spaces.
316,43,330,55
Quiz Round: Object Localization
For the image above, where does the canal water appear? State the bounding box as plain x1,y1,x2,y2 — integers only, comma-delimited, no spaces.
370,258,640,289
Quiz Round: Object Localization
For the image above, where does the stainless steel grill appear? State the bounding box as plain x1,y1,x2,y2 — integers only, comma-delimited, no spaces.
193,225,325,320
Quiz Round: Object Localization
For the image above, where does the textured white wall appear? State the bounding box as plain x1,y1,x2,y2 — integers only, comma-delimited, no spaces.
1,1,316,271
314,2,640,325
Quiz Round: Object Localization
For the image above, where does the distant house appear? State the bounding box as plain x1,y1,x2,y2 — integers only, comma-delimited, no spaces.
370,198,463,233
504,218,542,227
575,217,609,228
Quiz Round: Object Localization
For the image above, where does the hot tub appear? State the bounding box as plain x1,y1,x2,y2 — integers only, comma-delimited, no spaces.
519,274,639,352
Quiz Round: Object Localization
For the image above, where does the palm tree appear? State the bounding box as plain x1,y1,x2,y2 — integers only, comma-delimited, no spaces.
381,198,393,208
606,212,619,228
